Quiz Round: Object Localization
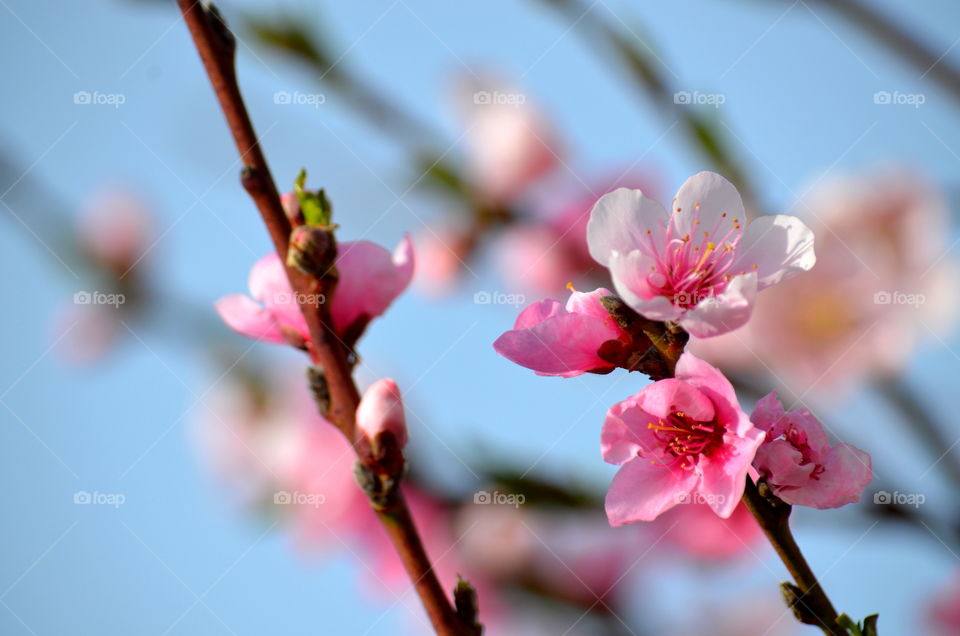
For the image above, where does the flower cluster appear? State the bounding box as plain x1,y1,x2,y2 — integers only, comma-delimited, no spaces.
495,171,872,524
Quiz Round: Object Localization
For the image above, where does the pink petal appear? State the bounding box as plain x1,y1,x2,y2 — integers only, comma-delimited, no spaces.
214,294,285,344
564,287,614,321
671,172,745,238
754,440,813,489
608,250,684,322
634,378,715,421
676,352,751,436
332,235,415,332
587,188,669,266
749,391,788,437
356,378,408,451
678,272,757,338
601,400,663,465
780,444,872,509
247,253,309,336
699,427,764,518
605,459,698,525
732,214,816,290
493,313,618,377
514,298,565,330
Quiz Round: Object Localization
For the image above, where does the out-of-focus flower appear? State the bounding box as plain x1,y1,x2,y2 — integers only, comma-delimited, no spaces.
601,353,764,523
356,378,408,461
455,502,642,606
78,187,153,275
693,171,957,394
215,237,414,347
414,224,472,296
658,500,762,560
926,571,960,636
494,287,628,377
751,392,872,508
456,77,559,205
587,172,816,338
55,302,123,365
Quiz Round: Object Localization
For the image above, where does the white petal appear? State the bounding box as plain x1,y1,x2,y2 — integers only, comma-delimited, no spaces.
672,172,745,238
679,273,757,338
587,188,669,266
732,214,816,290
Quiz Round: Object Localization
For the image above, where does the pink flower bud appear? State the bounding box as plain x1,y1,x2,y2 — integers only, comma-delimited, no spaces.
356,379,408,460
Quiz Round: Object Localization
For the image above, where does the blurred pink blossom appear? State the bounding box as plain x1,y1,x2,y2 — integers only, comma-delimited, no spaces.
215,237,413,347
457,78,560,205
494,286,625,377
926,570,960,636
751,392,872,508
602,353,764,523
692,171,957,394
587,172,816,338
78,187,153,274
658,501,762,560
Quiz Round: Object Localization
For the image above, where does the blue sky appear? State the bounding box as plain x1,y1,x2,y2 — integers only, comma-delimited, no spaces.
1,0,959,634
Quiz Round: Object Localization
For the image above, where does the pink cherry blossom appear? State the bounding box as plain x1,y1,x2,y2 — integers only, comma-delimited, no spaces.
587,172,815,338
601,352,764,524
356,378,408,458
215,236,414,347
493,287,626,377
750,392,872,509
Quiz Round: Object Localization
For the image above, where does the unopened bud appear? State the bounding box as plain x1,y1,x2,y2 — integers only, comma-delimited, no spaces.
356,379,408,464
286,224,338,279
281,192,304,225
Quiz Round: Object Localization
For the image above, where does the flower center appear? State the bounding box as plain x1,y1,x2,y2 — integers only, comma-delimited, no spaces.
640,203,748,308
647,410,725,470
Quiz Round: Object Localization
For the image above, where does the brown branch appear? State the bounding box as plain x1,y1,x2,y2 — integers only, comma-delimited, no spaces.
174,2,468,633
653,334,847,635
741,480,846,635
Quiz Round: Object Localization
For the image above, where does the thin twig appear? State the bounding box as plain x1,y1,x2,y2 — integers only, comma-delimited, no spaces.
174,2,468,633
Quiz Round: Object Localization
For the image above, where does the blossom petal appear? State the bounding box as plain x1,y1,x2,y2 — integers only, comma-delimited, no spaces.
676,352,751,436
332,235,415,332
605,459,698,525
493,313,618,377
248,253,308,334
601,400,663,465
678,273,757,338
732,214,816,290
214,294,285,344
564,287,614,321
634,378,715,421
699,427,764,518
587,188,669,266
672,172,745,238
608,250,684,322
514,298,565,329
778,444,872,509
